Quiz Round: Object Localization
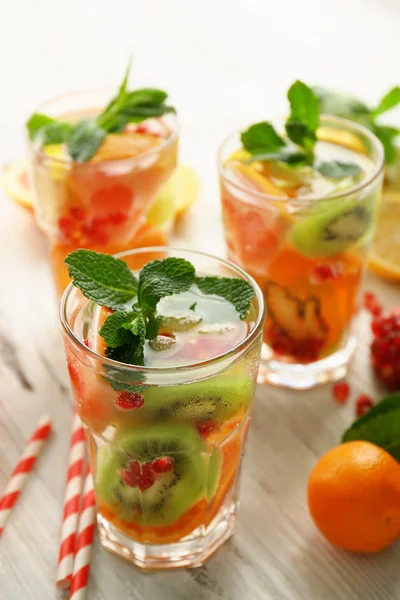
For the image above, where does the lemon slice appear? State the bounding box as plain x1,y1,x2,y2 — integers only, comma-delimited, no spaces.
317,126,368,155
368,198,400,280
1,160,33,210
147,165,200,228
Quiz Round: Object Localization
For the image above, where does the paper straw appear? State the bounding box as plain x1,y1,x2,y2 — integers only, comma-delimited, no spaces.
0,415,52,536
56,412,86,590
69,468,96,600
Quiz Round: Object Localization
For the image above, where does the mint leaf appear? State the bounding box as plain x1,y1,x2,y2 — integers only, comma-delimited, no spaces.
67,120,106,162
373,124,400,164
195,276,254,320
373,86,400,117
286,81,320,151
313,87,370,118
241,122,285,155
146,313,163,340
27,113,73,146
342,393,400,461
27,113,57,139
105,313,146,366
65,249,138,309
99,311,138,347
138,258,195,311
104,368,146,393
98,60,131,127
248,147,310,166
316,160,362,179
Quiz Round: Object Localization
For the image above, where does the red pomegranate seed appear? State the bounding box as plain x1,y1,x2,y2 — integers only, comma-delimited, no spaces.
83,339,90,348
115,391,145,411
196,421,218,438
121,460,140,488
363,291,379,312
333,381,350,404
138,466,156,491
152,456,174,474
355,394,374,417
70,206,86,221
370,302,382,317
311,264,340,283
108,211,128,225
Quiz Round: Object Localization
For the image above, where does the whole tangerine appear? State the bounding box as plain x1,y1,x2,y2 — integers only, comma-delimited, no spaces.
307,441,400,553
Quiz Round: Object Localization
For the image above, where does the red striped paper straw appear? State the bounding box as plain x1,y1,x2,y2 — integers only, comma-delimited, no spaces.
0,414,52,536
56,411,86,590
69,468,96,600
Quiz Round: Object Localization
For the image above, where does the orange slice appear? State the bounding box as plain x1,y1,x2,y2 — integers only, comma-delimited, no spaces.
1,160,33,210
317,126,368,155
368,198,400,281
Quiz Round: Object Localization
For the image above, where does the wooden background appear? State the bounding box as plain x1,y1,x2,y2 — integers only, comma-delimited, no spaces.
1,0,400,598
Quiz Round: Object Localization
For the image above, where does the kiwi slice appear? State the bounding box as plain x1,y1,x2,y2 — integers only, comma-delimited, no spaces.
290,198,373,258
142,374,252,423
96,423,221,527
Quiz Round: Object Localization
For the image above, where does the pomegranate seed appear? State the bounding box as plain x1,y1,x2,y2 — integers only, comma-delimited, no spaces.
311,264,340,283
138,468,156,491
121,460,140,487
363,291,380,313
70,206,86,221
370,302,382,317
196,421,218,438
83,339,90,348
355,394,374,417
108,211,128,225
333,382,350,404
152,456,174,474
115,391,145,411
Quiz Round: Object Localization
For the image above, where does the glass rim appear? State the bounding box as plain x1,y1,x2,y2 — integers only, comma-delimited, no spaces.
217,114,385,204
27,88,179,169
60,246,266,375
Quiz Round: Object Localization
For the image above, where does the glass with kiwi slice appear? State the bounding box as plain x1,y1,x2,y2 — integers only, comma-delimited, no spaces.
218,81,384,389
60,247,265,570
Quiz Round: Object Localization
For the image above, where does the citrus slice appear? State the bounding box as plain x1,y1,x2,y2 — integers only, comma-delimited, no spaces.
2,158,198,225
368,198,400,280
147,165,199,227
1,160,33,210
317,126,368,155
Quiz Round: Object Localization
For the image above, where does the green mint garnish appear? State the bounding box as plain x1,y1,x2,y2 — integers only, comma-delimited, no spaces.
65,249,138,309
286,80,319,153
138,257,196,312
27,113,73,146
26,60,176,162
67,119,106,162
316,160,362,179
241,122,285,155
104,313,146,366
314,85,400,164
241,80,360,176
189,302,197,311
372,86,400,117
342,393,400,461
66,250,256,376
195,276,255,320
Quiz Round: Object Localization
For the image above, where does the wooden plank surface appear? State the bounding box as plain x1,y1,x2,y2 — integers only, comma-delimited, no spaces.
1,0,400,598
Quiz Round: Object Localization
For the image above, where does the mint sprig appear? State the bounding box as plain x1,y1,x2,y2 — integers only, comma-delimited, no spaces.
65,249,138,309
241,80,360,175
138,258,195,312
314,85,400,164
26,61,176,162
66,250,255,378
342,393,400,461
195,276,254,320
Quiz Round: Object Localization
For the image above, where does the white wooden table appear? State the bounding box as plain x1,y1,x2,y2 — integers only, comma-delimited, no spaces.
1,1,400,598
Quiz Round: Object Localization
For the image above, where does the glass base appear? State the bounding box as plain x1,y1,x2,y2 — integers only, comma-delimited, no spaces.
97,502,237,571
257,335,356,390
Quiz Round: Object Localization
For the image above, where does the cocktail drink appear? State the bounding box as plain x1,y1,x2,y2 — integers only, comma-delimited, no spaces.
60,247,265,570
219,82,384,389
26,67,178,296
